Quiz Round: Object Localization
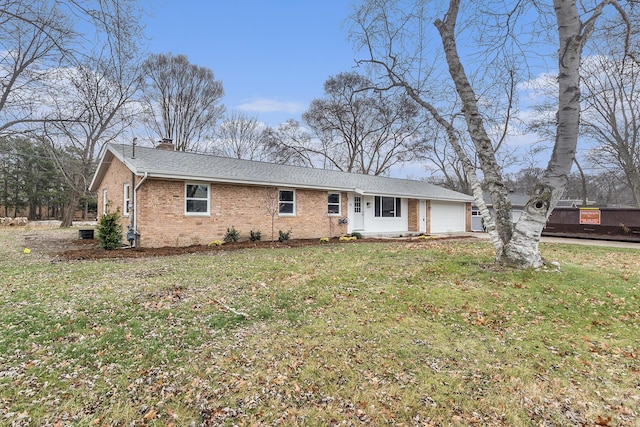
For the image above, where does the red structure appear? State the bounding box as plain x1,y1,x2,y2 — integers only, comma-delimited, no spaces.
543,207,640,241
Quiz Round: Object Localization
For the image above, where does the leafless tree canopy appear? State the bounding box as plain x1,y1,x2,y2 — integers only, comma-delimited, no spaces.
1,0,145,226
212,111,270,161
141,53,225,152
265,72,428,175
581,51,640,206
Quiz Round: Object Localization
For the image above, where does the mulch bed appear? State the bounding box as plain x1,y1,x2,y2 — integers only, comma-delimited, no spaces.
54,236,474,261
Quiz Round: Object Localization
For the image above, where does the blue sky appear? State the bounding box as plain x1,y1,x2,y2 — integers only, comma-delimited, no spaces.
142,1,361,127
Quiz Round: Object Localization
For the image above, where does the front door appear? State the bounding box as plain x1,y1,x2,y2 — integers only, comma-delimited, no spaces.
353,196,364,230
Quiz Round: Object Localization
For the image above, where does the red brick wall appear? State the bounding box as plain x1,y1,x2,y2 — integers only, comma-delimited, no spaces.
407,199,418,232
134,181,348,247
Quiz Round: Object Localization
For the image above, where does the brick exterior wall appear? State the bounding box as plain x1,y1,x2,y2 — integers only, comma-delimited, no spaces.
97,156,349,247
136,182,348,247
407,199,419,232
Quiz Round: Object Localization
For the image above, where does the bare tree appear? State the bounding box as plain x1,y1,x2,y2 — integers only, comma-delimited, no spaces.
212,111,269,160
43,53,143,226
1,0,145,226
261,120,316,167
0,0,143,135
141,53,225,152
302,72,427,175
262,187,280,242
581,53,640,206
0,1,76,135
351,0,637,268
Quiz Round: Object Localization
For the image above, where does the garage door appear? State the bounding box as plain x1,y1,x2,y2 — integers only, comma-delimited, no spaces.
430,201,466,233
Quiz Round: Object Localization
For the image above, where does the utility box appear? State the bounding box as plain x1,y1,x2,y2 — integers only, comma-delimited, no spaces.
78,229,94,239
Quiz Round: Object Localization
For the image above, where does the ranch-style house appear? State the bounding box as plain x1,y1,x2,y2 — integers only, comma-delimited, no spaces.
89,142,474,248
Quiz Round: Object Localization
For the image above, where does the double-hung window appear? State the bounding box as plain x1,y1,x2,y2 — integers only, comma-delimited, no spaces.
328,192,341,215
278,189,295,215
374,196,402,218
185,183,210,215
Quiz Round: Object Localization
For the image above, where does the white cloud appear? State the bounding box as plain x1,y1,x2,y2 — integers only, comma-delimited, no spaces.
236,98,305,114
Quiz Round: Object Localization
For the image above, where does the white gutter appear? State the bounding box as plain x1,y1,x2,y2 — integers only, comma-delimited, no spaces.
132,172,148,245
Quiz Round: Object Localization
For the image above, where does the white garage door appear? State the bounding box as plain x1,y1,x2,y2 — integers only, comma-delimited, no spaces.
430,201,466,233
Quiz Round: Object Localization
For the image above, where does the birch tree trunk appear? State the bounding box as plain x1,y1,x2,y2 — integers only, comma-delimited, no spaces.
501,0,595,268
436,0,593,268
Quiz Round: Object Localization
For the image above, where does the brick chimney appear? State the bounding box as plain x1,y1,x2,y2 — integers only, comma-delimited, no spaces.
156,138,175,151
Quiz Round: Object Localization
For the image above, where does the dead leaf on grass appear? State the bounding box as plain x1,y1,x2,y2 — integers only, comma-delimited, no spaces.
595,415,612,426
143,408,157,420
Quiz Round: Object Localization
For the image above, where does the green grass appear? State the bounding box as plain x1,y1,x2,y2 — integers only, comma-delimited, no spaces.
1,228,638,426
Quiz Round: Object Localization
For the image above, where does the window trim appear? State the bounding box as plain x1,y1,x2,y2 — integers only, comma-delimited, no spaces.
185,182,210,216
328,192,341,216
278,189,296,216
123,183,131,217
374,196,402,218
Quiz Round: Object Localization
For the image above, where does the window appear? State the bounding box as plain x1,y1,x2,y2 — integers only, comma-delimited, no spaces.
278,189,295,215
328,193,341,215
374,196,402,218
185,183,210,214
123,183,131,217
102,189,108,216
354,196,362,213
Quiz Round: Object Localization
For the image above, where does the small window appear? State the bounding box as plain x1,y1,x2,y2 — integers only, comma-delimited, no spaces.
185,183,210,215
374,196,402,218
123,183,131,217
102,189,108,216
328,193,341,215
278,189,295,215
354,196,362,213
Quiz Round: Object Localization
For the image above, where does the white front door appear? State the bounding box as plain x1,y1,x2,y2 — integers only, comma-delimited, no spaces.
419,200,427,233
353,196,364,230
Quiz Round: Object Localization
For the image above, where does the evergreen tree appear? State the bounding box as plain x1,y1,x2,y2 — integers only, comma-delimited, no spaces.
97,210,122,250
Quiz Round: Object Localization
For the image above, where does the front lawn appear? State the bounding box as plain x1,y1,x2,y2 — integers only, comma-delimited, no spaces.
1,228,638,426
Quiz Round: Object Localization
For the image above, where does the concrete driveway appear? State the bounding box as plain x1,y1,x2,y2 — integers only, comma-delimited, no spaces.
470,232,640,250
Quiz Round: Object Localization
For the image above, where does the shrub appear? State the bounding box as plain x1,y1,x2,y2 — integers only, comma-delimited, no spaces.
208,240,223,247
224,226,240,243
417,235,434,240
320,237,330,243
97,211,122,250
250,230,262,242
350,231,363,239
339,236,357,241
278,229,291,242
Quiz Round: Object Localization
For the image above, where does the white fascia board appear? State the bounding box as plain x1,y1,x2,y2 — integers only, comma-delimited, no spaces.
89,151,115,192
356,191,473,202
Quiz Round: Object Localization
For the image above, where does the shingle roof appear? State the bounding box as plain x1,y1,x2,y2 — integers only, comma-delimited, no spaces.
91,143,474,202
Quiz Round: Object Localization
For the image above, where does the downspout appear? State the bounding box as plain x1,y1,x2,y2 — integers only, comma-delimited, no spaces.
132,172,148,247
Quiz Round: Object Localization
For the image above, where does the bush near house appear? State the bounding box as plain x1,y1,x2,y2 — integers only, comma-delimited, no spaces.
224,226,240,243
278,229,291,242
96,210,122,250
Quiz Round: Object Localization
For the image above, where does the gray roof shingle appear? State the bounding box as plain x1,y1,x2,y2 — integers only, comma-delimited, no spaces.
91,144,473,202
